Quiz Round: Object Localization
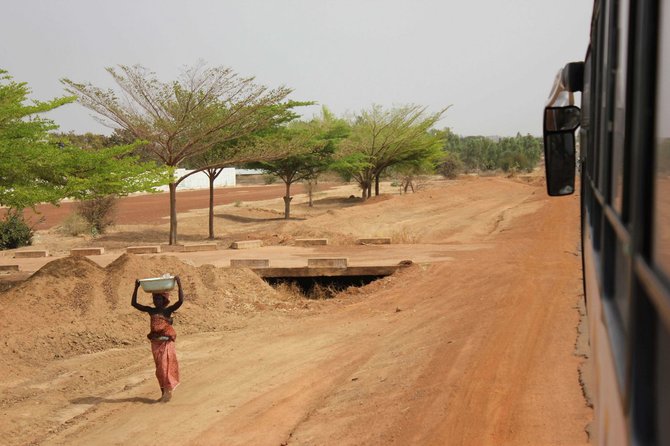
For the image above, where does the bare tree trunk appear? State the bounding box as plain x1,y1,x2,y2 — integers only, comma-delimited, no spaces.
367,183,372,199
283,181,293,219
375,174,380,196
208,174,215,240
206,168,223,240
168,182,178,245
307,179,315,207
361,183,367,200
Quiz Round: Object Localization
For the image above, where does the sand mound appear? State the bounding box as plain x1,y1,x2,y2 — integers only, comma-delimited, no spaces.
0,254,303,377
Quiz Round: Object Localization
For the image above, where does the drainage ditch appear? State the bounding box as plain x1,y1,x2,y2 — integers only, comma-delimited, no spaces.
264,275,385,299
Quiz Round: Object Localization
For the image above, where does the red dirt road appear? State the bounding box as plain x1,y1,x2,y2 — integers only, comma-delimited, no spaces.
1,178,591,445
24,183,321,230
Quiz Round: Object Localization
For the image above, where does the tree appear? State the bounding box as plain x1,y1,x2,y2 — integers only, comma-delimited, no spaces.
62,63,295,244
185,102,308,239
441,131,542,173
187,137,265,239
0,70,168,211
391,141,445,193
0,70,76,209
250,110,348,219
338,104,449,199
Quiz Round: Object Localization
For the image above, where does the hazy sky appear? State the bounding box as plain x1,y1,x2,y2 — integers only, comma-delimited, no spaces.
1,0,592,137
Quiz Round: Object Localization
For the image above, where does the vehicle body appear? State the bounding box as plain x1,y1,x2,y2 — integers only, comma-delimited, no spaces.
543,0,670,444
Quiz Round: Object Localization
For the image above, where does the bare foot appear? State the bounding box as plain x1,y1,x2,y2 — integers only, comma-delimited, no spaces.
161,389,172,403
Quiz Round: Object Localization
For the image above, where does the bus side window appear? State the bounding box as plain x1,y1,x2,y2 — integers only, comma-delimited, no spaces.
652,1,670,443
653,3,670,282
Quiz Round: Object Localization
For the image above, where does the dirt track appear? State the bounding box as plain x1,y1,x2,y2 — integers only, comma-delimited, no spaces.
0,176,591,445
24,183,320,230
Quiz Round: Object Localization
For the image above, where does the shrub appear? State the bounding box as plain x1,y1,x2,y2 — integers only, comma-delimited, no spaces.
60,212,91,236
263,174,277,184
76,195,117,234
438,152,463,179
0,211,33,250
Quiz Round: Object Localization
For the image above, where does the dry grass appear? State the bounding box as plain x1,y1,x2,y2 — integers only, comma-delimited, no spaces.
59,213,91,237
390,227,421,244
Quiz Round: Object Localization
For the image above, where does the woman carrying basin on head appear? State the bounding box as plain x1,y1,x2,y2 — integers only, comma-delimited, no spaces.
131,275,184,402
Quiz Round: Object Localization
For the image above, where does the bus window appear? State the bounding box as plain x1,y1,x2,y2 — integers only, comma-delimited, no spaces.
653,0,670,281
611,0,631,217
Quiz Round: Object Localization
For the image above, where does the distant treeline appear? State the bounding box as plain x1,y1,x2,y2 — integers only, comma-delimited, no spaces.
438,131,543,174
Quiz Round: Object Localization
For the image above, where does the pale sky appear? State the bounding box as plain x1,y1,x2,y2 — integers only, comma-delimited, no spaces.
0,0,592,137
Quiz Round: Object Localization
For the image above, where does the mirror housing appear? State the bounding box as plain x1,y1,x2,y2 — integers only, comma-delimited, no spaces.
543,106,580,196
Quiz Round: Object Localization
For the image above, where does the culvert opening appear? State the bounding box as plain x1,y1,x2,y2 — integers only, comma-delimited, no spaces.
264,275,385,299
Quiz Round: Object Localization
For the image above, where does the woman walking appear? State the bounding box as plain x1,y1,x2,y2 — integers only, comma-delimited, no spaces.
131,276,184,402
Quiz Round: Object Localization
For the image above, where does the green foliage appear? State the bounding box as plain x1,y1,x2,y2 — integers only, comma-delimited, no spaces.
63,63,310,244
0,69,76,209
331,152,373,182
263,174,277,184
338,104,448,197
441,130,542,173
249,108,348,218
251,108,348,186
0,70,171,212
0,211,33,249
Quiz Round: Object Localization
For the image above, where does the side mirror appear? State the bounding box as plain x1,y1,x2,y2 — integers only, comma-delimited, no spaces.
544,106,580,196
544,106,580,132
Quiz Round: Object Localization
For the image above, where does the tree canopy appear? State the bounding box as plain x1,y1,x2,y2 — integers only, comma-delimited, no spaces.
63,63,300,244
0,70,168,211
250,108,349,218
336,104,448,198
442,131,542,173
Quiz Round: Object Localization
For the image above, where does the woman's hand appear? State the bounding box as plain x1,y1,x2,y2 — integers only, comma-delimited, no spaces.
135,279,140,289
175,275,182,288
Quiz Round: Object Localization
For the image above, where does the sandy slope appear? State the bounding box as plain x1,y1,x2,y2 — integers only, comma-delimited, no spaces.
0,176,591,445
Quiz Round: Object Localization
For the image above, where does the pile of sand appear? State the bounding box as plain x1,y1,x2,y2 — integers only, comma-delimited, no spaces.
0,254,305,376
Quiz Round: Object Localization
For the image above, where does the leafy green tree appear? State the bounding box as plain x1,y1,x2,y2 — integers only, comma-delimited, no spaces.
0,70,169,245
391,139,445,193
186,103,309,239
0,70,168,210
0,70,76,209
250,110,348,219
339,104,449,199
63,63,296,244
441,131,542,173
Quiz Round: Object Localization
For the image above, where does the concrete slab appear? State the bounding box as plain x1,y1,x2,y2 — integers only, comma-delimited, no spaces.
295,238,328,246
183,243,218,252
161,244,185,252
126,246,161,254
307,258,348,268
231,240,262,249
255,265,407,278
358,237,392,245
0,264,19,272
230,259,270,268
14,250,48,258
70,247,105,257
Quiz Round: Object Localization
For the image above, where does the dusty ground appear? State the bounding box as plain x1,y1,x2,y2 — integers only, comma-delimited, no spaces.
0,175,592,445
22,182,327,231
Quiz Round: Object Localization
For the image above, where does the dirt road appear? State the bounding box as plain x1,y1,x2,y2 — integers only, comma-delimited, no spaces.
23,183,321,230
0,177,591,445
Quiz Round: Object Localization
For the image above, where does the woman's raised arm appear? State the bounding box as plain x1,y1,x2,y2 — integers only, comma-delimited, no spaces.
131,279,152,312
167,276,184,312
